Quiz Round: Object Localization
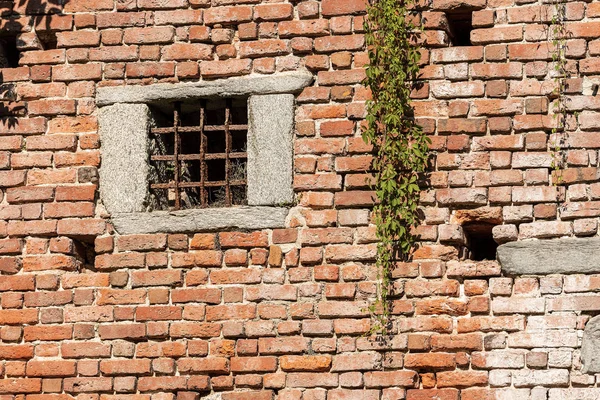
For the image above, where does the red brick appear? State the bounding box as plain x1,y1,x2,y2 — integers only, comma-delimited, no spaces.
221,392,273,400
99,323,146,340
163,43,212,60
407,389,459,400
322,0,367,16
206,304,255,321
53,64,102,81
279,20,330,37
257,337,309,355
255,3,293,21
64,0,113,12
200,59,252,78
0,378,42,394
22,254,77,272
364,371,418,388
136,306,182,321
280,355,331,372
0,344,34,359
170,322,221,338
231,357,278,372
314,35,365,53
20,49,65,65
0,309,37,325
172,288,221,304
171,251,222,267
204,6,253,25
100,359,152,375
24,325,72,341
26,360,76,377
177,357,229,374
97,289,146,305
219,231,268,248
131,270,182,287
239,39,290,58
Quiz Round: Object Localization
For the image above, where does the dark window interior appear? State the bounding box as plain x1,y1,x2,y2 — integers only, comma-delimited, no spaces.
446,10,473,46
0,35,19,68
149,99,248,211
38,31,58,50
464,223,498,261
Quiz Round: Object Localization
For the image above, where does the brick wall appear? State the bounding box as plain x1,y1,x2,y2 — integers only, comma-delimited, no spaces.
1,0,600,399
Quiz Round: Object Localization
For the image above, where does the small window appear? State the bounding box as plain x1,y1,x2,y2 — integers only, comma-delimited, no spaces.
464,223,498,261
149,99,248,210
446,10,473,46
97,71,309,234
0,35,20,68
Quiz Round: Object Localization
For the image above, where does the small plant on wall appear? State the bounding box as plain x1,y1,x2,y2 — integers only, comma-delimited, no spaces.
550,0,570,185
363,0,430,335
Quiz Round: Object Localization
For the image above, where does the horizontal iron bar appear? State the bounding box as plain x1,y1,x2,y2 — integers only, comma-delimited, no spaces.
151,180,247,189
151,152,247,161
151,124,248,134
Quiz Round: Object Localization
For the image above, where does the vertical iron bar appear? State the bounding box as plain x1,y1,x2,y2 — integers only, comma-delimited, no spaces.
199,100,207,207
173,102,181,210
224,99,232,206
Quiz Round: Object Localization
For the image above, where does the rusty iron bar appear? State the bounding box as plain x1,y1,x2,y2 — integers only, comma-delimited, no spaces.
151,179,246,189
173,102,181,210
224,99,232,207
199,100,208,207
150,152,247,161
151,124,248,134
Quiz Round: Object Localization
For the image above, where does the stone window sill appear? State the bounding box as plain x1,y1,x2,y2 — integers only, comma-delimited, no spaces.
111,206,289,235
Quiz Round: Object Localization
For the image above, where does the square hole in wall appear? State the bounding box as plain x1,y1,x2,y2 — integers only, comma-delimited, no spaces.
0,35,19,68
38,31,58,50
464,223,498,261
446,10,473,46
149,99,248,211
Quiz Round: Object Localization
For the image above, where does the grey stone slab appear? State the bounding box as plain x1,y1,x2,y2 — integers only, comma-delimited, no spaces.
98,103,150,214
497,237,600,275
247,94,294,206
111,206,289,234
549,388,600,400
582,316,600,374
97,71,314,106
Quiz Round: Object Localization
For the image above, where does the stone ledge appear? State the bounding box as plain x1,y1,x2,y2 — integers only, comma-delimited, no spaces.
497,237,600,275
111,207,289,235
97,71,314,106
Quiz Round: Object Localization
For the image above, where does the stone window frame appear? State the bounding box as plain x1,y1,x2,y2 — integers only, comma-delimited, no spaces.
96,71,313,235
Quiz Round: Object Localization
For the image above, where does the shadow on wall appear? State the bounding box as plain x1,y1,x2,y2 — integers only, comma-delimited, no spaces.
0,0,68,127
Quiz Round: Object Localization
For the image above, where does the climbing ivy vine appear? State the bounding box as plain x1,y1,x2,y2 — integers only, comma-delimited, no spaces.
363,0,430,334
550,0,569,184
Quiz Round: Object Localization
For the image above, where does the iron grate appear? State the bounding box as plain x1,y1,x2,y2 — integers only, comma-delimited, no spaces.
149,99,248,210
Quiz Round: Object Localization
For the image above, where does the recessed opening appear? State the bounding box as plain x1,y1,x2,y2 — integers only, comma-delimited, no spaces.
464,223,498,261
38,31,58,50
0,35,20,68
148,98,248,211
446,10,473,46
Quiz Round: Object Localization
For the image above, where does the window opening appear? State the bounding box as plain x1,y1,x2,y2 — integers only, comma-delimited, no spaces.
149,99,248,210
0,35,19,68
446,10,473,46
464,223,498,261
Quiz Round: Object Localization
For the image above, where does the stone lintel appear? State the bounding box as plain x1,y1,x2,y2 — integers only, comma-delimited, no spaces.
97,71,314,106
111,206,289,235
497,237,600,275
